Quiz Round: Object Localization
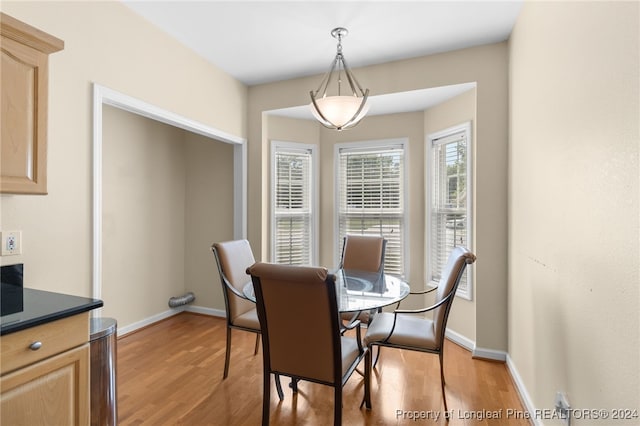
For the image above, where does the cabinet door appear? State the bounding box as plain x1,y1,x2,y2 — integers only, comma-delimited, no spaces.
0,36,49,194
0,12,63,195
1,344,90,425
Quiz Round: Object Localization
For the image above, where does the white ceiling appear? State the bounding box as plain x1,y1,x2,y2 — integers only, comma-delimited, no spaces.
123,1,522,118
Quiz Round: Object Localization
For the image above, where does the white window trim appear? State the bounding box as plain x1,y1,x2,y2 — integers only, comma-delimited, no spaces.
426,121,473,300
333,138,409,277
270,140,319,265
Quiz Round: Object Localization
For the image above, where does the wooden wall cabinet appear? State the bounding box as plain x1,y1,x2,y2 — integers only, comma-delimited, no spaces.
1,12,64,194
1,313,90,425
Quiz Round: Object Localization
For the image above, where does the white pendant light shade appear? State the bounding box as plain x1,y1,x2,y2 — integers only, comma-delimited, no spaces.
309,28,369,131
310,95,370,130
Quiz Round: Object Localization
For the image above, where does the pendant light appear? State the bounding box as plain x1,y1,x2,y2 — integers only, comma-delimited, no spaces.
309,27,370,131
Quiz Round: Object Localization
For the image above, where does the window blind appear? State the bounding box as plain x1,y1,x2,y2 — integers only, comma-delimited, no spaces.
273,147,313,265
337,144,405,276
430,129,469,295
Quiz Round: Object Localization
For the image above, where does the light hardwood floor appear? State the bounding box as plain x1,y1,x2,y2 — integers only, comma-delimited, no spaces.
117,313,531,425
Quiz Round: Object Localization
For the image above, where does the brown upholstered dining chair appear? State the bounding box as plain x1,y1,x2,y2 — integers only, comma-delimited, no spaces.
339,234,386,325
246,262,371,426
363,246,476,413
211,239,261,379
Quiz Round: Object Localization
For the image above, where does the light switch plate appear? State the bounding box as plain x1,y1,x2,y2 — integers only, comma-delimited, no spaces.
1,231,22,256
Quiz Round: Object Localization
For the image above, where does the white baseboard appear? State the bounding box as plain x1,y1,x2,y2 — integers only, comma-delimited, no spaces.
116,307,185,337
506,354,542,426
445,329,508,362
445,328,475,351
185,305,225,318
472,345,508,361
116,305,226,337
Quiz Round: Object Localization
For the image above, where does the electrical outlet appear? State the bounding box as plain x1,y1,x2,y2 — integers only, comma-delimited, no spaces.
555,391,571,426
1,231,22,256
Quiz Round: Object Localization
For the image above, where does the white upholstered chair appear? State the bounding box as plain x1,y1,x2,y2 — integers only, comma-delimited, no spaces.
339,234,386,325
211,239,261,379
363,246,476,412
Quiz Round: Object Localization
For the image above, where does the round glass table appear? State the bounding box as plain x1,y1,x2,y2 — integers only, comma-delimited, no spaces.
242,268,410,313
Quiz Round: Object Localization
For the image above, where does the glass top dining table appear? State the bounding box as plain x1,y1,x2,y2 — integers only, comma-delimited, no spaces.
242,268,411,313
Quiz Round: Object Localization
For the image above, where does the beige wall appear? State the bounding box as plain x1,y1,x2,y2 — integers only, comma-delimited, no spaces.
102,106,186,326
0,2,246,306
102,106,235,328
102,106,233,329
509,1,639,420
249,43,509,352
267,115,321,147
183,132,235,311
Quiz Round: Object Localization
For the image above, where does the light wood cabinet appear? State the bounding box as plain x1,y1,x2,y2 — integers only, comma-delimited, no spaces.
0,12,64,194
1,312,90,425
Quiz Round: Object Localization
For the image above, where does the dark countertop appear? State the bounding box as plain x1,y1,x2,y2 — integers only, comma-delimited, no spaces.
0,287,103,336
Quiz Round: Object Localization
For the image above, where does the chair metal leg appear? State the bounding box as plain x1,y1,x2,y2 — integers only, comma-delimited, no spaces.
334,387,342,426
356,345,379,377
254,333,260,355
262,372,271,426
361,350,372,410
439,351,445,385
372,345,381,369
275,374,284,401
439,352,448,413
223,327,232,379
